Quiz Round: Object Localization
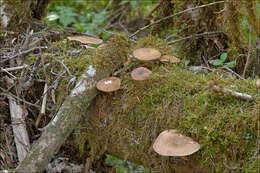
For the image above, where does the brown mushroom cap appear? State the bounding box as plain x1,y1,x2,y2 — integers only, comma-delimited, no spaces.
131,67,152,81
96,77,120,92
67,35,103,44
153,129,200,156
160,55,180,63
133,48,161,61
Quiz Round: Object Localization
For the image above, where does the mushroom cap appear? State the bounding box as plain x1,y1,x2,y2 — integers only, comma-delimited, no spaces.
131,67,152,81
153,129,200,156
133,48,161,61
160,55,180,63
67,35,103,44
96,77,121,92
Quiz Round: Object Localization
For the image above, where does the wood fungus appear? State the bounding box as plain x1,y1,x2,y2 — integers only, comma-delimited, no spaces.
96,77,120,93
153,129,200,156
67,35,103,44
133,48,161,61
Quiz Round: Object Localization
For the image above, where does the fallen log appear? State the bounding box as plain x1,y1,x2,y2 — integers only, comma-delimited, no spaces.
15,34,130,172
74,63,259,172
15,35,259,173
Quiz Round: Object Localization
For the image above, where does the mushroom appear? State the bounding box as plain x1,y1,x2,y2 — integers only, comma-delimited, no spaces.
160,55,180,63
131,67,152,87
133,48,161,61
67,35,103,45
153,129,200,156
96,77,120,93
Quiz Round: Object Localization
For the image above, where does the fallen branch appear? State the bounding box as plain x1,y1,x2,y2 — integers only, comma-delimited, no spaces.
14,63,116,172
212,84,254,101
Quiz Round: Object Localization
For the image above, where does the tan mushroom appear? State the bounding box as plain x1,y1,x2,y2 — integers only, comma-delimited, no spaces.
133,48,161,61
131,67,152,87
67,35,103,44
153,129,200,156
160,55,180,63
131,67,152,81
96,77,120,93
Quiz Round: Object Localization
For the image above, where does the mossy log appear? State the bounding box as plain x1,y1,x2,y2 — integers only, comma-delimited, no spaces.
15,35,259,173
75,64,259,172
73,36,259,173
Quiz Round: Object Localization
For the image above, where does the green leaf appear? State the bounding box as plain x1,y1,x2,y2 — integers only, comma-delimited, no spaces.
220,53,227,62
209,59,224,66
130,1,137,8
224,61,236,68
55,6,78,26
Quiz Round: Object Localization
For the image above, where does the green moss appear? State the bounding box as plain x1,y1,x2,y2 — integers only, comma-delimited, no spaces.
73,35,259,172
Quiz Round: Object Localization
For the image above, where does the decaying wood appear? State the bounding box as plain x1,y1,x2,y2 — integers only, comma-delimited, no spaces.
6,77,30,163
8,96,30,163
14,64,110,172
212,84,254,101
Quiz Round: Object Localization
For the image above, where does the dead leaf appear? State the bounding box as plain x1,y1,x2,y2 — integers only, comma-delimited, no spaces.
160,55,180,63
67,35,103,44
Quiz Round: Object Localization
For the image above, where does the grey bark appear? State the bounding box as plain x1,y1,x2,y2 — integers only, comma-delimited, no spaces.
14,65,106,172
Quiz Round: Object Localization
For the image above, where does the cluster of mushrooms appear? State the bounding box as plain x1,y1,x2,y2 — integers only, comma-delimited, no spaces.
95,48,200,157
67,35,200,157
96,48,180,92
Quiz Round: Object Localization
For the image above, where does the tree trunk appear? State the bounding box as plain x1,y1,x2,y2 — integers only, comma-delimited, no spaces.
255,35,260,77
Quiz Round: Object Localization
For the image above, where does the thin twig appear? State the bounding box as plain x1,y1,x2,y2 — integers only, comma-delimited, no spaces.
0,46,47,63
35,83,48,128
0,68,17,78
221,66,245,80
168,31,223,45
129,1,225,38
242,26,252,78
0,64,28,72
0,87,41,108
41,83,48,115
147,0,164,18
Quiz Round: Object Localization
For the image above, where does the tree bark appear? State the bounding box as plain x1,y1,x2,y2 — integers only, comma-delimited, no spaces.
14,65,111,172
255,35,260,77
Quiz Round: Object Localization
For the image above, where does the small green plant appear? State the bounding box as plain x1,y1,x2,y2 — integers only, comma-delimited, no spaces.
209,53,236,68
105,154,149,173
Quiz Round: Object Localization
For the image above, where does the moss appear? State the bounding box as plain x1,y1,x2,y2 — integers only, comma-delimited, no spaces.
72,35,259,172
43,37,94,105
